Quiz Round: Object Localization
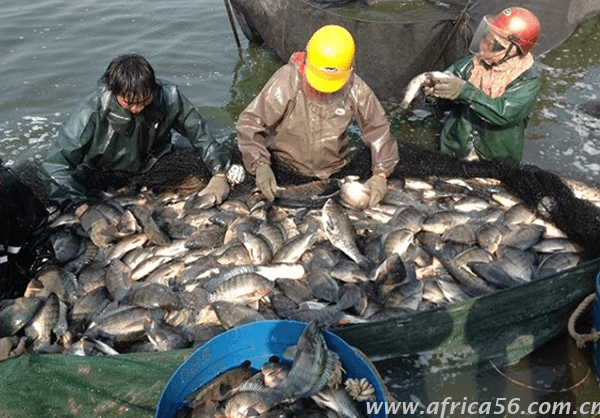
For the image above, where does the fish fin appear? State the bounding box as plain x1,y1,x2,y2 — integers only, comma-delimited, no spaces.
282,345,297,361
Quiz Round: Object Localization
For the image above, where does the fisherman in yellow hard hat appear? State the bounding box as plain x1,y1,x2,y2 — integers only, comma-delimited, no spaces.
236,25,399,208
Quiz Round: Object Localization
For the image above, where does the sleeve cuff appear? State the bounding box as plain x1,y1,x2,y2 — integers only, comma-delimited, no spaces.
251,160,269,175
458,81,478,103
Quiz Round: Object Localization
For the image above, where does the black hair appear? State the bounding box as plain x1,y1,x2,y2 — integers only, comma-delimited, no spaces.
101,54,156,104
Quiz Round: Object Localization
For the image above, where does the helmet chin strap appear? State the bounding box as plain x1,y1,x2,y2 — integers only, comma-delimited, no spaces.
483,43,522,68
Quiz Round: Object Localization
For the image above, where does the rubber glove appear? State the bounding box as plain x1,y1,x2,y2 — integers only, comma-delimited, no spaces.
255,164,277,202
433,73,466,100
364,174,387,207
75,202,90,219
200,174,230,206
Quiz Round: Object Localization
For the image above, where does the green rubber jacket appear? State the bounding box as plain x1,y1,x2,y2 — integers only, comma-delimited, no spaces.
39,79,231,211
439,55,541,166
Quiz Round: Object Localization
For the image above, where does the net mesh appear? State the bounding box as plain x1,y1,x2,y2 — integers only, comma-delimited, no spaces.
5,139,600,301
389,141,600,259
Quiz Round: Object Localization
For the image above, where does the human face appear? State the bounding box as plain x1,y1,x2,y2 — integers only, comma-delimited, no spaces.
479,33,510,64
116,93,153,114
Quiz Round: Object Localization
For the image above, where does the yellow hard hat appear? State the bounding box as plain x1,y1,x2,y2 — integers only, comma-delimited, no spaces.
305,25,355,93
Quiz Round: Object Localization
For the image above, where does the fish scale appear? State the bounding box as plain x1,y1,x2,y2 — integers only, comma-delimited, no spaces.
4,166,588,364
390,206,426,233
24,293,59,345
322,199,371,270
272,224,318,264
209,273,275,305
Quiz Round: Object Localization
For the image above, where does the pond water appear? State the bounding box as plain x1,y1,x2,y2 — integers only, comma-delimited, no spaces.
3,0,600,187
1,0,600,416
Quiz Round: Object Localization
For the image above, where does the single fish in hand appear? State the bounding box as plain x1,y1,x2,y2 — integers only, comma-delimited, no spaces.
400,71,450,109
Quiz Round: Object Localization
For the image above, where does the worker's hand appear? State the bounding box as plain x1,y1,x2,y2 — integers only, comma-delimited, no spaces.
364,174,387,207
422,85,435,97
200,174,230,206
255,164,277,202
433,73,466,100
422,84,437,103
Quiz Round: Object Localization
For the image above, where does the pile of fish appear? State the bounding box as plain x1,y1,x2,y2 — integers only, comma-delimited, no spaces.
0,174,586,359
177,320,375,418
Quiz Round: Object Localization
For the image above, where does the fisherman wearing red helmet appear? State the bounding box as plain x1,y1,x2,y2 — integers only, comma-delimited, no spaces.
426,7,542,166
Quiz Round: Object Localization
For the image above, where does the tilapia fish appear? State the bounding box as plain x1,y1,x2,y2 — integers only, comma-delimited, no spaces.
0,297,44,337
339,176,371,210
312,386,366,418
3,169,587,366
185,365,256,408
274,320,337,399
322,199,372,270
400,71,450,109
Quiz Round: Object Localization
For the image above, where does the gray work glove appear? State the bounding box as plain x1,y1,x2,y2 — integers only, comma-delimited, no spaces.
74,202,90,219
255,163,277,202
200,174,230,206
364,174,387,207
433,73,466,100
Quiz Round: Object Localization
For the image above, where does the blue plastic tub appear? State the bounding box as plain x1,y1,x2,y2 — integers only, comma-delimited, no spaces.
155,320,388,417
594,271,600,381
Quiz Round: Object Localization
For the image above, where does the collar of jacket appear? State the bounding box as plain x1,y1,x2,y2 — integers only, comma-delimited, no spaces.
291,51,323,98
99,83,113,113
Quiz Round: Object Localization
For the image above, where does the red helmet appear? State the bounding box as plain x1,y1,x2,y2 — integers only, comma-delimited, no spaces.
489,7,541,54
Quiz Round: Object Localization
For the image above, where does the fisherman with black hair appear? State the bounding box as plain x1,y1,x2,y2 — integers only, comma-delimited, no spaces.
39,54,235,217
